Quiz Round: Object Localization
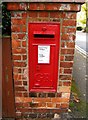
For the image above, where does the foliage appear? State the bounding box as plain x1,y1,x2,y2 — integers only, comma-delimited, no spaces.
77,3,88,30
2,3,11,35
69,101,75,108
76,26,83,31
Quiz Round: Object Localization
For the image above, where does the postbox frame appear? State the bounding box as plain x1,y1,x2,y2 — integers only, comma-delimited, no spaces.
28,22,60,92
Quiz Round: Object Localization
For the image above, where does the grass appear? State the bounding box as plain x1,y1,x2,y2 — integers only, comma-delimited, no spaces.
69,101,75,108
70,79,87,118
71,79,81,96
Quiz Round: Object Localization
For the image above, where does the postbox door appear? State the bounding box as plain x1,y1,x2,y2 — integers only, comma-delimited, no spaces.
28,23,60,92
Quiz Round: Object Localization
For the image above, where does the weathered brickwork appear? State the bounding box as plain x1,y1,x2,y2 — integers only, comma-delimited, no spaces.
7,2,84,119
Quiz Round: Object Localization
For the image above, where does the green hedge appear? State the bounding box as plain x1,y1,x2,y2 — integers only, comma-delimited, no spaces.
2,3,11,35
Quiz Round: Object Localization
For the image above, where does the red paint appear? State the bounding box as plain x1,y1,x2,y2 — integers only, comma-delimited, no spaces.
28,22,60,92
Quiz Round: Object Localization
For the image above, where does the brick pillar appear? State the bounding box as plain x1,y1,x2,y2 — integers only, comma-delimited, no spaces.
7,1,84,119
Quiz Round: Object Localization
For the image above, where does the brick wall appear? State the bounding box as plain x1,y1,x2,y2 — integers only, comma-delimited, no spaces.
7,2,83,119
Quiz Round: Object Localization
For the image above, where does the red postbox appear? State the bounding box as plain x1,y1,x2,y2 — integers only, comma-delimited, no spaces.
28,22,60,92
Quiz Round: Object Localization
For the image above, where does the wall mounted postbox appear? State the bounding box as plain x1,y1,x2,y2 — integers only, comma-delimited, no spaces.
28,23,60,92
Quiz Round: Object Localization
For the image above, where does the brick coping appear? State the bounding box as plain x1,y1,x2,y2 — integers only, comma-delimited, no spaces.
3,0,85,3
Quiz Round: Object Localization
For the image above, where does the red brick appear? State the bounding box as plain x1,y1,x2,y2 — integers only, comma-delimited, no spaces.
33,98,51,103
22,41,26,47
22,75,27,80
23,92,28,97
15,81,22,86
32,109,50,113
50,12,61,18
45,3,61,10
57,93,62,97
16,103,23,107
29,3,38,10
61,12,66,18
70,34,76,41
64,69,72,74
28,11,38,17
14,62,26,67
50,11,66,18
65,56,74,61
13,68,18,73
63,81,71,86
12,48,26,54
60,75,72,80
22,55,27,60
17,103,29,108
59,86,71,93
38,103,46,108
14,74,22,80
61,49,74,54
51,109,64,113
13,55,21,60
7,1,81,111
61,41,65,47
29,103,38,108
15,92,23,97
70,4,80,11
16,97,32,103
13,68,22,73
62,20,76,26
22,12,27,18
59,81,63,86
11,25,21,32
60,67,63,74
45,3,55,10
47,103,55,108
67,27,76,33
16,107,25,113
60,56,64,61
21,26,26,32
19,18,26,25
38,3,45,10
19,3,27,10
12,18,26,25
62,27,66,33
11,12,15,17
61,34,69,40
62,93,70,98
67,42,75,48
15,86,27,92
39,12,49,17
7,3,19,10
12,33,18,40
12,40,21,49
56,104,61,108
66,13,76,19
23,81,27,85
51,98,60,103
18,69,22,73
11,12,22,17
51,98,69,103
60,62,73,68
61,103,69,108
17,34,26,39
